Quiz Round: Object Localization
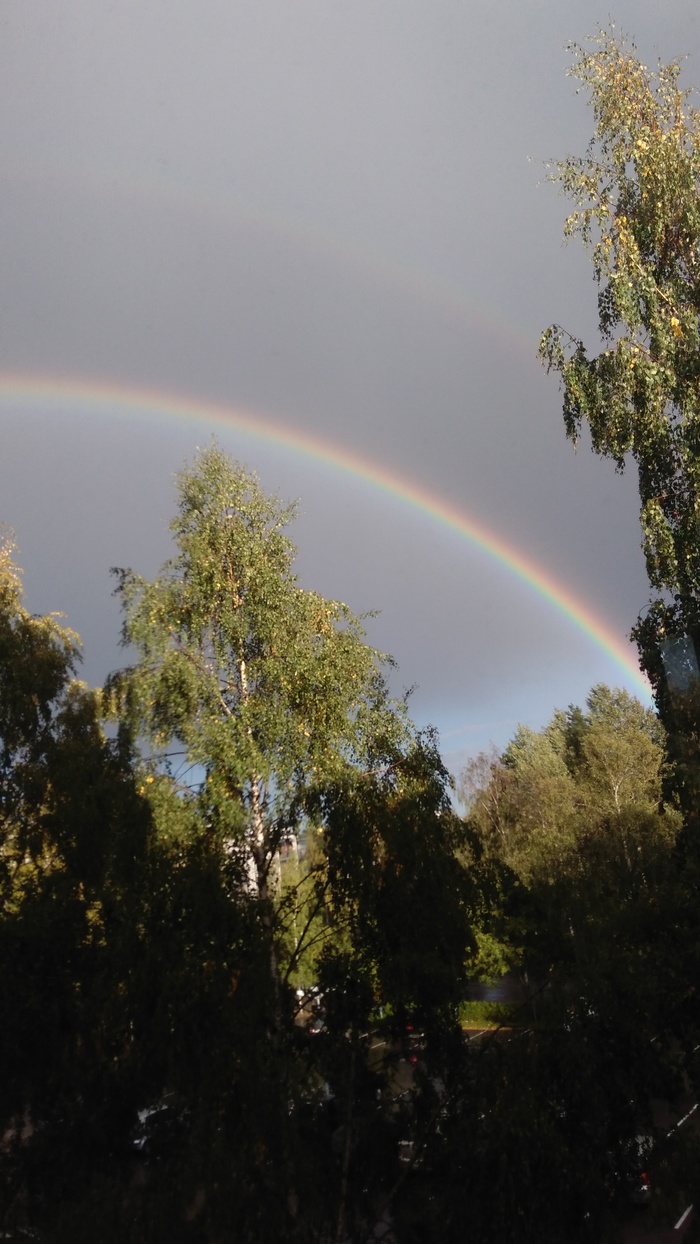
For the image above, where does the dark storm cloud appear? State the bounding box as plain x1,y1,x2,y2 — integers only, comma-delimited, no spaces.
0,0,696,767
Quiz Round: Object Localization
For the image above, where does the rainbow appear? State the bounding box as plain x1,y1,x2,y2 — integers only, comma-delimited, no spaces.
0,371,650,698
4,161,537,363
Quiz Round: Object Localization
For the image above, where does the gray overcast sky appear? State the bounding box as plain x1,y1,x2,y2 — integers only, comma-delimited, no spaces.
1,0,698,773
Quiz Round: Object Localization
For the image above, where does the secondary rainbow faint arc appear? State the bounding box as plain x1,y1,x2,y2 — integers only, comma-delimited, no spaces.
0,372,650,697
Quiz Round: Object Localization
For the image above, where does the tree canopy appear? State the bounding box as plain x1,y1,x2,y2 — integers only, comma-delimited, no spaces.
535,30,700,1234
539,31,700,618
538,28,700,824
0,535,160,1233
453,690,694,1242
108,446,407,888
0,454,479,1242
4,444,700,1240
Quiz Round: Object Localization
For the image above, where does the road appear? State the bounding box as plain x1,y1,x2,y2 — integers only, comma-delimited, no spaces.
623,1203,694,1242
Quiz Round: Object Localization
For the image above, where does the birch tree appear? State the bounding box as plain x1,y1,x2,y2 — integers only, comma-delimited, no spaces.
539,36,700,650
539,28,700,814
108,446,408,1005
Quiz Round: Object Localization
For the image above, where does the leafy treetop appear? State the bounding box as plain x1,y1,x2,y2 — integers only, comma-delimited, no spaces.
108,445,407,884
539,30,700,622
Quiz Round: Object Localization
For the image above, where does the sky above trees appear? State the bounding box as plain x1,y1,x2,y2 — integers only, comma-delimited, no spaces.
2,1,700,769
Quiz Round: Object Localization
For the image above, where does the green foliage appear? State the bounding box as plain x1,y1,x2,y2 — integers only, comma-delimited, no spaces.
457,998,511,1027
540,31,700,603
0,538,162,1235
4,490,695,1241
318,730,475,1026
536,35,700,1225
108,446,406,886
0,537,81,904
90,446,476,1241
463,685,678,924
449,687,692,1240
15,439,688,1240
538,32,700,810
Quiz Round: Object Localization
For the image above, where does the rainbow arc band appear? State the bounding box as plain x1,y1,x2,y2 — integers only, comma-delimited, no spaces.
0,372,649,698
